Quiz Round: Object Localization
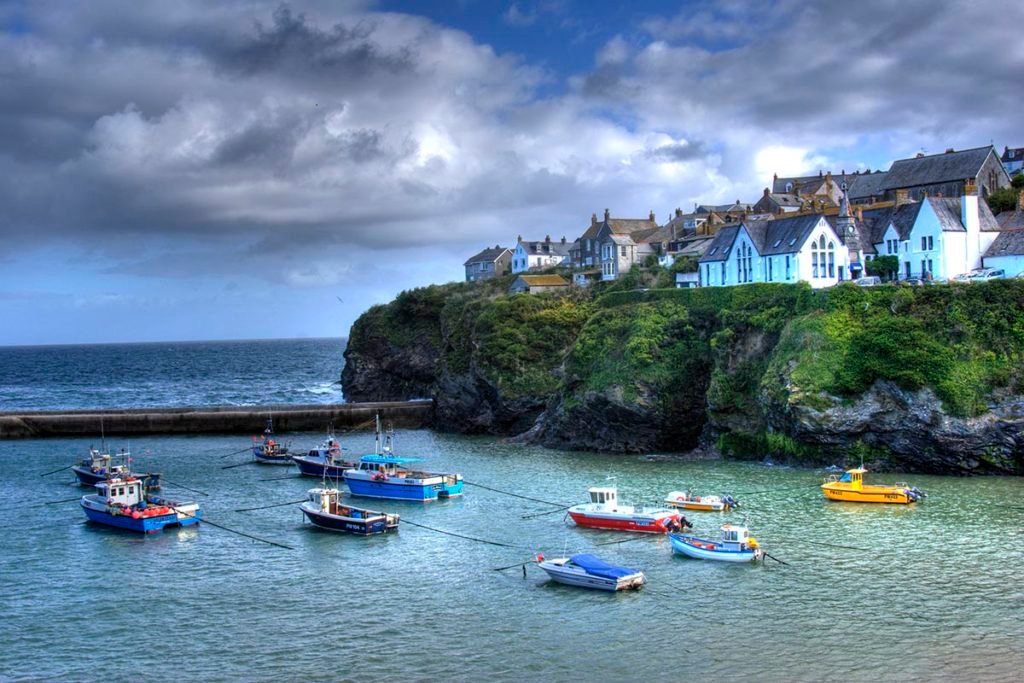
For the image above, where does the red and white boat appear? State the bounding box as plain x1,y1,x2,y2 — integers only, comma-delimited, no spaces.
568,486,683,533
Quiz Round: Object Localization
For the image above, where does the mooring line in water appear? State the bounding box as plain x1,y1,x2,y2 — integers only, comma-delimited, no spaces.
521,505,574,519
234,499,307,512
219,447,255,459
399,517,523,549
221,460,255,470
259,474,302,482
462,480,567,508
168,505,293,550
762,552,789,566
160,479,209,497
39,464,74,477
729,483,822,497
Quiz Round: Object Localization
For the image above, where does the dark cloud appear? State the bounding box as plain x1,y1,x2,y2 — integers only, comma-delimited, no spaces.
645,141,706,162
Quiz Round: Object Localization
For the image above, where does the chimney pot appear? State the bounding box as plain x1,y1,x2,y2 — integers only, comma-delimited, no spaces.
945,148,955,154
545,234,551,242
604,208,610,220
916,152,925,158
561,236,566,244
675,207,682,217
895,189,909,206
763,188,770,197
964,178,977,196
591,212,597,226
649,210,655,221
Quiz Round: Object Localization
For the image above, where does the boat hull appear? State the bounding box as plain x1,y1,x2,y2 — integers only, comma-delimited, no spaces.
292,456,355,479
668,534,761,563
665,500,726,512
567,510,678,533
821,484,912,504
81,501,201,534
299,505,397,535
538,562,644,591
343,473,463,501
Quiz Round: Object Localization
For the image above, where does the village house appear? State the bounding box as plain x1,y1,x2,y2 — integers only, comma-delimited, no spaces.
574,209,659,268
463,245,511,282
698,188,869,288
879,146,1010,201
510,235,571,273
595,218,667,281
508,274,571,295
866,180,1001,280
1001,146,1024,177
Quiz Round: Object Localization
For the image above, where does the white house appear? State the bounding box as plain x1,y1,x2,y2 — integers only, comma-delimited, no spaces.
982,231,1024,276
511,235,571,273
869,181,1002,280
698,213,853,288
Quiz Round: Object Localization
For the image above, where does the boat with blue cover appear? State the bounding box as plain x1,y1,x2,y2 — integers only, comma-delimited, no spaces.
299,487,399,535
537,553,645,591
669,522,763,563
291,432,356,478
81,475,200,534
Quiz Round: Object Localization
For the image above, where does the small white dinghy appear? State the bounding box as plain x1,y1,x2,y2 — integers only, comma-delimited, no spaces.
537,553,645,591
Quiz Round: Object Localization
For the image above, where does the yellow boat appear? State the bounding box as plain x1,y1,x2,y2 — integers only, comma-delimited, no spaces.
821,468,924,504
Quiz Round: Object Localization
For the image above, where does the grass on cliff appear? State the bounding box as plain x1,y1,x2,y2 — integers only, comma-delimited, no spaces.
769,280,1024,416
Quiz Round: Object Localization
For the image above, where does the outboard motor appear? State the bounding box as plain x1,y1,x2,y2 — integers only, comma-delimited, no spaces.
910,486,926,499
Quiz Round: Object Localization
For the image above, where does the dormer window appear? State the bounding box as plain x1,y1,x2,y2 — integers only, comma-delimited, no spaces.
773,239,782,248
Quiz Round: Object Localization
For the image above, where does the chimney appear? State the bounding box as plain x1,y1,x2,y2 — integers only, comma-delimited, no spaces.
517,234,522,243
916,152,925,158
962,179,981,270
763,188,770,197
604,208,610,221
649,210,656,221
545,234,551,243
591,212,597,226
773,172,778,181
561,236,566,244
675,207,682,218
895,189,909,206
945,148,955,154
855,207,864,221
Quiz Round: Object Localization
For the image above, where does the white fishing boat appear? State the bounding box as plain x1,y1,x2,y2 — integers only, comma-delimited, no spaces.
669,522,763,563
537,553,645,591
568,486,683,533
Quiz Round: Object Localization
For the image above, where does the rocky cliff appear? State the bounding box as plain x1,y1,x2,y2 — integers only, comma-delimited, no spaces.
342,277,1024,474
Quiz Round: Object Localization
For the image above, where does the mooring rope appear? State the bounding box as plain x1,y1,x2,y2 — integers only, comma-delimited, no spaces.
462,480,567,508
399,517,523,549
167,505,293,550
234,499,307,513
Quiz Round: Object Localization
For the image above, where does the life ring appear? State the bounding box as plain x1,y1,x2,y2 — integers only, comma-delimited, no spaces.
676,496,684,502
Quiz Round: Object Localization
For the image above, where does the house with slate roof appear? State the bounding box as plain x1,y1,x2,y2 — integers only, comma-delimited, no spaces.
773,170,888,204
511,235,571,273
464,245,511,282
867,180,1002,280
575,209,659,269
879,146,1009,201
982,231,1024,276
1001,146,1024,177
697,209,864,289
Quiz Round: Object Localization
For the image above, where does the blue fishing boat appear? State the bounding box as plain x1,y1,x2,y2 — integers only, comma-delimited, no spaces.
71,447,162,491
299,487,399,535
343,455,464,501
251,418,291,465
669,523,763,563
291,432,356,478
341,415,462,501
81,475,200,534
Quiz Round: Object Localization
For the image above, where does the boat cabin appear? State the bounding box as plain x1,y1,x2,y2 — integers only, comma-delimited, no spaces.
588,487,618,505
837,468,866,489
720,524,754,550
355,454,422,477
96,478,145,507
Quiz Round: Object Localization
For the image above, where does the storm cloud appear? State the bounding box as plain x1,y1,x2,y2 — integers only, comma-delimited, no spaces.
0,0,1021,343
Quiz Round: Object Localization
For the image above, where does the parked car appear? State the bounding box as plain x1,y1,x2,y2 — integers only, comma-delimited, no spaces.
854,276,882,287
900,277,926,286
1016,272,1024,279
969,268,1006,282
950,273,972,283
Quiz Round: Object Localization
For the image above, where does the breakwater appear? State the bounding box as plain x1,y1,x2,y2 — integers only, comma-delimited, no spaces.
0,401,432,439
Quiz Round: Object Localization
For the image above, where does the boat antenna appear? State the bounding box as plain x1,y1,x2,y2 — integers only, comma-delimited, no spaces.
100,416,106,454
374,413,382,455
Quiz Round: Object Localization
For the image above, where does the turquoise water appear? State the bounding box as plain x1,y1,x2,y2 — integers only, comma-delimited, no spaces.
0,338,346,410
1,430,1022,682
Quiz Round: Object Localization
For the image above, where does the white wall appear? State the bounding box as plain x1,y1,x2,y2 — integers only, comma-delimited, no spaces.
793,218,848,288
982,255,1024,277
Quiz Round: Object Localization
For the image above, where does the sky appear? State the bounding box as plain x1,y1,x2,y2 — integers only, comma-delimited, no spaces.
1,0,1021,345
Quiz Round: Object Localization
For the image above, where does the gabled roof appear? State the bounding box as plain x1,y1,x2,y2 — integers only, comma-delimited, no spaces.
881,146,998,190
742,214,832,256
766,193,803,208
606,218,659,234
927,196,1002,233
996,209,1024,230
1001,147,1024,163
696,202,753,214
698,225,740,262
668,235,716,257
984,230,1024,257
847,171,889,199
514,274,570,286
518,239,572,257
867,202,923,242
773,173,861,194
463,246,510,266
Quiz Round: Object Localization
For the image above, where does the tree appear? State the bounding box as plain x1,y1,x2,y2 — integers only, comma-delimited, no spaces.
986,186,1021,214
866,255,899,281
670,255,700,274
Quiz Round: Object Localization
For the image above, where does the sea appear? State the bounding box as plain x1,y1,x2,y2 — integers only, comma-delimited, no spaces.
0,340,1022,682
0,338,346,410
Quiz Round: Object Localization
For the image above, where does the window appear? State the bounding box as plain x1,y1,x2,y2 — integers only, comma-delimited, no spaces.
785,255,790,279
927,236,934,250
773,239,782,248
709,247,718,256
810,235,835,279
768,258,773,281
721,262,726,284
620,246,627,257
828,241,835,278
